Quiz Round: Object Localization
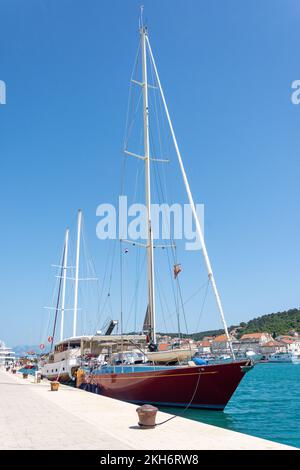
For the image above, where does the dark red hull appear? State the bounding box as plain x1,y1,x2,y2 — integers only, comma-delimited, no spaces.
78,360,252,410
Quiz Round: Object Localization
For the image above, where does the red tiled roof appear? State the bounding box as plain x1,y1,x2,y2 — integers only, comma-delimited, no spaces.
278,338,295,344
261,340,284,347
213,334,229,342
240,333,269,340
198,341,211,347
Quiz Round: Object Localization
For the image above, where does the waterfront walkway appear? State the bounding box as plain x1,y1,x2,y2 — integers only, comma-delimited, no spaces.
0,369,294,450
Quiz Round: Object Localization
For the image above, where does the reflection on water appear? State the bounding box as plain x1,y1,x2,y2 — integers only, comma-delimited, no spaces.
159,363,300,448
160,406,237,428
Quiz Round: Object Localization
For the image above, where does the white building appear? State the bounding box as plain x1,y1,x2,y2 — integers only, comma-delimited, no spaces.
276,336,300,353
197,340,212,354
238,332,273,353
260,340,286,355
211,334,234,353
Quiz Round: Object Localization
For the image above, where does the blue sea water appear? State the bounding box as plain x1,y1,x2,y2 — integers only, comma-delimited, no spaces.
160,363,300,448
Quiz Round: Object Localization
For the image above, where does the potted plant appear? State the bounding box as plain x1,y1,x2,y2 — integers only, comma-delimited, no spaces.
50,381,60,391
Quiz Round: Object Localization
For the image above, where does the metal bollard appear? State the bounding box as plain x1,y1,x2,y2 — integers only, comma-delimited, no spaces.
35,371,41,383
136,404,158,428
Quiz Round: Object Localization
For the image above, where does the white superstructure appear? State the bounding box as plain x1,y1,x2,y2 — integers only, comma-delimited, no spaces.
0,340,16,366
40,337,82,381
40,334,147,381
268,352,300,364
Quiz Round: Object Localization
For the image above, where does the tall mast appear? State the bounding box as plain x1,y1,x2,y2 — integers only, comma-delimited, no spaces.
140,23,156,344
60,228,69,341
50,249,64,352
146,35,235,359
73,209,82,337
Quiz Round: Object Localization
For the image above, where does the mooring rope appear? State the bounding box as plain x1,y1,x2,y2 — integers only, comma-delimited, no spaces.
155,367,202,426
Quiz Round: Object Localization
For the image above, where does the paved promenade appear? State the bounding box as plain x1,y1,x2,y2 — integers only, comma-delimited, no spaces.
0,369,294,450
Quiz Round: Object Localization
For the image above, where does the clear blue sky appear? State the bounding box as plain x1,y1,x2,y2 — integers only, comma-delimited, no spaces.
1,0,300,346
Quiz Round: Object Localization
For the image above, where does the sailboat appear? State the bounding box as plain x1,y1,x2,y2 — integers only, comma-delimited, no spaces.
76,15,253,410
40,209,149,382
40,211,83,382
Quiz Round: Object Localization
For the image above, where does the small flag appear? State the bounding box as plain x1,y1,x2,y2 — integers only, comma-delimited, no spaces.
173,263,182,279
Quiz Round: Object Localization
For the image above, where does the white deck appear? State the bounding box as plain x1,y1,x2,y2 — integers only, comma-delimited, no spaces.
0,368,294,450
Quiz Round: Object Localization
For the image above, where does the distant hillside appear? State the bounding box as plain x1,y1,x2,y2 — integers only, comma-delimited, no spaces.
235,308,300,338
157,329,227,342
158,308,300,340
13,308,300,351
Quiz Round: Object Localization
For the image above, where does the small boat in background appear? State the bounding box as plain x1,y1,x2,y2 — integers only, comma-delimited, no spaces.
267,352,300,364
18,364,38,376
245,350,262,362
0,340,16,367
291,353,300,364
